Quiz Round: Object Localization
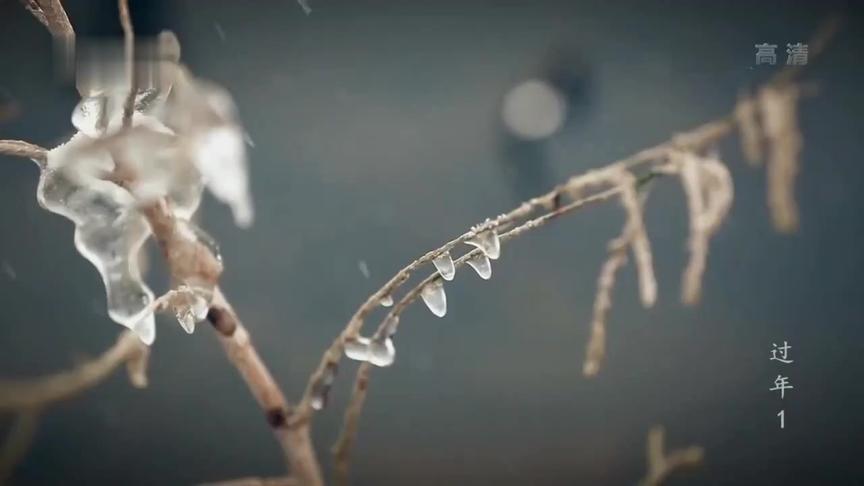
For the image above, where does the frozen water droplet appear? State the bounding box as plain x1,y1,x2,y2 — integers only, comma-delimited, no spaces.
176,307,196,334
170,287,210,334
191,294,210,321
432,251,456,281
344,337,372,362
380,294,394,307
368,338,395,367
467,253,492,280
420,280,447,317
132,313,156,345
310,396,325,411
466,229,501,260
310,362,337,410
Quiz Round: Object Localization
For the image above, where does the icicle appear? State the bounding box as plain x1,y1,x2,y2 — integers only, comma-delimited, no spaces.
467,253,492,280
163,68,254,228
168,285,211,334
432,251,456,281
310,362,338,410
175,307,196,334
420,280,447,317
344,337,372,362
39,134,155,344
343,336,395,367
379,294,394,307
466,228,501,260
368,338,396,367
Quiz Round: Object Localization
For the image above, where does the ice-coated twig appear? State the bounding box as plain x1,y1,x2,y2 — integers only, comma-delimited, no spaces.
638,426,704,486
332,184,637,485
322,18,841,472
0,8,840,486
4,3,323,484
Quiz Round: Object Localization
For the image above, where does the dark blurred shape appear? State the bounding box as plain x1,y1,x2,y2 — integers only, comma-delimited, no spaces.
497,45,594,201
0,88,21,124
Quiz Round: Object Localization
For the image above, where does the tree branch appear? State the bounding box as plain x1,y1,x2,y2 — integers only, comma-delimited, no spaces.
118,0,136,128
0,140,47,167
0,331,148,481
0,331,149,411
638,426,704,486
322,17,841,481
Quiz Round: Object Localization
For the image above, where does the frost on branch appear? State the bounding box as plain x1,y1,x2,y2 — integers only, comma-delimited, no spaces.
30,31,252,344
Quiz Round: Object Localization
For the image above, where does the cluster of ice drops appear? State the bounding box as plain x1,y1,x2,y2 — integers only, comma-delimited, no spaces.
342,223,502,369
32,32,253,345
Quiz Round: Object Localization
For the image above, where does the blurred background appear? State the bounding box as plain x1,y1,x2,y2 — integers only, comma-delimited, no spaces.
1,1,863,484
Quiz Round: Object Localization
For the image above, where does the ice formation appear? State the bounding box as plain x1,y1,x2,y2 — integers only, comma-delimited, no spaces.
32,31,252,344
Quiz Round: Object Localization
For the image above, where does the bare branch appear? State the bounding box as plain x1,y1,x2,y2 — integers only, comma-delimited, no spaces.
118,0,136,128
205,288,323,486
20,0,75,67
0,331,149,411
638,426,704,486
760,85,802,233
322,17,843,469
0,140,47,167
583,229,629,377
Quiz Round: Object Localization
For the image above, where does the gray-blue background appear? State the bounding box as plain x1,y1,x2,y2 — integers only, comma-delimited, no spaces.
1,1,862,484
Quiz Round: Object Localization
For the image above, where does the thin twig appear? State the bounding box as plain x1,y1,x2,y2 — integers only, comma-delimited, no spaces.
331,186,627,484
0,331,147,482
0,140,47,167
0,331,149,411
118,0,136,128
297,122,735,419
638,426,704,486
19,0,74,64
6,2,326,483
319,19,841,481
